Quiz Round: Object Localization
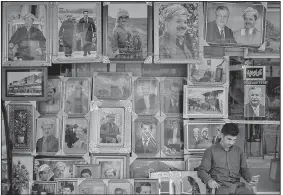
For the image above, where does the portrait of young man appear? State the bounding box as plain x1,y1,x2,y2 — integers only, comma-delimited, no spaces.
135,182,152,194
244,86,265,117
163,81,183,114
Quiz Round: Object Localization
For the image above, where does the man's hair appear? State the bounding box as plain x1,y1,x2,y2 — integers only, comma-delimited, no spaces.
136,182,151,193
61,182,74,191
140,121,154,130
215,6,230,15
221,123,239,136
104,168,116,176
81,169,92,177
115,188,123,193
249,86,262,94
83,10,88,13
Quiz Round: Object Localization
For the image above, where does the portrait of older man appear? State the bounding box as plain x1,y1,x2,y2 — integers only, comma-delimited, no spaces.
100,113,121,143
54,162,69,179
206,6,236,44
9,13,46,61
244,86,265,117
194,127,213,149
159,4,194,59
37,164,54,181
234,7,262,45
36,118,59,153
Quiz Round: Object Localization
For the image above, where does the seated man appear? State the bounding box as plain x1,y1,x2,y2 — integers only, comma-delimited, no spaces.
197,123,258,195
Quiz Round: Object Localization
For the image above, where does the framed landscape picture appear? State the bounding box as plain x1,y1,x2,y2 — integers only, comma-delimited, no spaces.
2,67,47,101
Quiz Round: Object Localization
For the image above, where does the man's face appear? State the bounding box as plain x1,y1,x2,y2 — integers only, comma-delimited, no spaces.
170,86,180,100
67,15,72,21
42,124,53,137
47,88,55,100
39,170,50,181
105,170,115,178
140,186,151,194
222,135,237,149
244,14,256,29
107,116,115,123
215,9,229,28
165,14,188,37
202,130,208,138
81,173,91,178
119,16,129,27
193,128,199,137
62,187,72,194
83,12,88,17
249,88,262,106
141,85,150,96
172,121,178,129
24,18,33,28
54,166,65,178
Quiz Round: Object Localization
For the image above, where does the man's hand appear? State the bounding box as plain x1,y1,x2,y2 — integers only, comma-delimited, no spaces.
208,179,221,189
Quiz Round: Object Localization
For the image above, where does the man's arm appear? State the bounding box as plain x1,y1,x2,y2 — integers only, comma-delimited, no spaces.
197,148,213,184
240,150,252,183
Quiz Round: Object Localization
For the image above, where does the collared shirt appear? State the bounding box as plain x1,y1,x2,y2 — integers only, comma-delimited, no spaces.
251,104,260,116
198,143,252,187
217,25,225,39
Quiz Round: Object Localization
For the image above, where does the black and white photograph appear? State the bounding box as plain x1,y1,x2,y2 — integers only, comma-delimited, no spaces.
31,182,57,195
105,2,148,61
134,179,159,195
56,179,78,194
78,180,106,194
73,164,101,179
180,172,206,194
154,2,202,63
204,2,266,47
244,85,266,117
108,180,133,195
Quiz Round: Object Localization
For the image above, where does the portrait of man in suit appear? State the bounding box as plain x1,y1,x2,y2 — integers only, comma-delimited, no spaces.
206,6,236,44
163,81,183,114
36,118,59,153
244,86,265,117
135,121,158,154
164,120,184,153
100,113,121,143
194,127,213,149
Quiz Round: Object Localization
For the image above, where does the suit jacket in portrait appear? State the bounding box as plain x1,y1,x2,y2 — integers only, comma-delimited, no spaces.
163,96,183,114
233,28,262,46
244,103,265,117
135,138,158,154
135,94,157,114
36,135,59,153
78,17,96,42
206,21,236,44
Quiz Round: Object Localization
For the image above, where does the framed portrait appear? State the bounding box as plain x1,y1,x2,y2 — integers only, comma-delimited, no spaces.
90,100,131,153
36,116,61,155
7,102,35,154
2,2,51,66
52,2,102,63
34,158,87,181
243,66,266,80
244,6,280,58
73,63,107,77
73,164,101,179
62,117,89,155
133,77,160,115
31,181,57,195
93,72,132,100
107,179,134,194
184,120,225,153
160,77,187,116
183,85,228,118
244,85,266,118
2,67,47,101
188,57,229,85
12,156,33,194
56,179,78,194
103,2,152,62
134,179,159,194
161,118,184,157
37,77,63,114
78,179,107,194
204,2,267,47
154,2,203,64
64,77,91,115
92,155,128,179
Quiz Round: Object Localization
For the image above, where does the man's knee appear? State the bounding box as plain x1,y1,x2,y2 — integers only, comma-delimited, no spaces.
215,187,232,195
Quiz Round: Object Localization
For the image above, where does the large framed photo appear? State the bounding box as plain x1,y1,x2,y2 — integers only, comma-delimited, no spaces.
90,100,132,153
93,72,132,100
78,179,106,194
31,181,57,195
244,85,266,118
154,2,203,63
184,85,228,118
92,155,128,179
36,116,61,155
2,67,47,101
52,2,102,63
107,179,134,194
184,120,225,153
64,77,91,115
56,179,78,194
103,2,152,62
2,2,51,66
204,2,267,47
134,179,159,194
133,78,160,115
7,102,35,154
73,164,101,179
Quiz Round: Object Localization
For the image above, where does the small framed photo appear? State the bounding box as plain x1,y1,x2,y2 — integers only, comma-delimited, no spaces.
64,77,91,115
133,78,160,115
73,164,101,179
184,120,225,152
134,179,159,194
62,117,89,155
92,155,128,179
161,118,184,157
90,100,131,153
31,181,57,195
7,102,35,154
107,179,134,194
2,67,47,101
133,116,161,157
244,85,266,118
154,2,203,63
184,85,228,118
204,2,267,47
2,2,51,66
36,116,61,155
78,179,107,194
188,58,229,85
93,72,132,100
103,2,152,62
37,77,63,114
56,179,78,194
243,66,266,80
73,63,107,77
52,2,102,63
160,78,186,116
34,158,87,181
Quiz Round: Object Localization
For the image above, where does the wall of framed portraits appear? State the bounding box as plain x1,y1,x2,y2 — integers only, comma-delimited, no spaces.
1,1,280,195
